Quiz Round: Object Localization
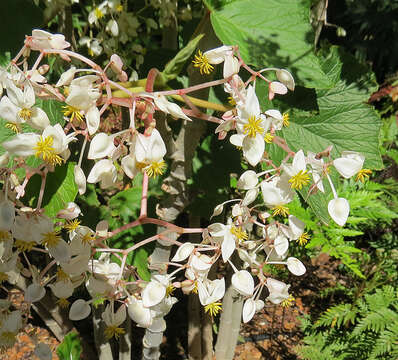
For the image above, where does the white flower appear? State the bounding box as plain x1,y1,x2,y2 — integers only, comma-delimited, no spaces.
88,133,116,159
264,109,284,131
56,202,81,220
152,94,191,121
0,80,49,131
142,275,169,308
25,282,46,303
237,170,258,190
171,242,194,262
197,278,225,306
102,303,126,328
328,197,350,226
106,19,119,36
74,165,87,195
127,296,153,328
87,159,117,188
48,280,74,299
307,151,325,193
274,234,289,256
286,257,306,276
288,215,305,240
333,151,365,179
56,66,76,87
231,270,254,297
261,176,294,208
268,81,288,100
242,297,256,323
266,278,290,304
28,29,70,50
69,299,91,320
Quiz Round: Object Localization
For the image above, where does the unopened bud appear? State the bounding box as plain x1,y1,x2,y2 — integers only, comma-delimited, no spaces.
38,64,50,75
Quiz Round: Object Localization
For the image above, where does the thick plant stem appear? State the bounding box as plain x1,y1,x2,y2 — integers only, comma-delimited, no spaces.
215,265,243,360
188,214,202,360
93,304,114,360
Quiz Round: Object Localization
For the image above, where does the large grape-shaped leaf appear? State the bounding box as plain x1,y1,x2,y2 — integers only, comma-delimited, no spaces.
209,0,332,88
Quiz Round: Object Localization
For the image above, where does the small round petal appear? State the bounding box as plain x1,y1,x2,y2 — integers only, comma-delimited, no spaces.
142,281,166,308
255,299,265,311
242,188,259,206
74,165,86,195
106,19,119,37
270,81,288,95
171,242,195,262
204,45,233,64
27,107,50,131
210,204,224,219
333,151,364,179
237,170,258,190
88,133,116,160
328,197,350,226
69,299,91,321
231,270,254,297
56,66,76,87
276,69,295,91
86,106,100,135
25,283,46,303
223,55,240,78
274,235,289,256
242,298,256,323
286,257,306,276
288,215,305,240
221,231,236,262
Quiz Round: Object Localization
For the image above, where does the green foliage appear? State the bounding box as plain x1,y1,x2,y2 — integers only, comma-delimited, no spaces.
23,162,78,218
297,286,398,360
289,180,398,277
56,332,82,360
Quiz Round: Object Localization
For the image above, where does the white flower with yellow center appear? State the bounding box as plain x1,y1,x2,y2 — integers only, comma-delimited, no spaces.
230,86,269,166
261,176,294,217
28,29,70,50
87,159,117,188
102,303,126,340
282,150,310,190
135,129,167,178
0,80,50,132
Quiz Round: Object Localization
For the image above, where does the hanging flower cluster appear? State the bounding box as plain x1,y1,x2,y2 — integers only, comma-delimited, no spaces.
0,31,372,353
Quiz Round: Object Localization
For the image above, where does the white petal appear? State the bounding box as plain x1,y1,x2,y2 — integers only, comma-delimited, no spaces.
28,107,50,130
221,231,236,262
88,133,116,159
142,281,166,308
25,283,46,303
2,133,39,157
276,69,295,91
242,188,259,206
87,159,113,184
171,242,194,262
231,270,254,297
74,165,86,195
292,150,306,173
0,96,19,123
114,304,126,326
333,156,363,178
86,106,100,135
121,154,139,179
274,235,289,256
270,81,288,95
288,215,305,240
242,298,256,323
237,170,258,190
286,257,306,276
48,239,71,263
127,297,153,328
69,299,91,320
229,133,244,147
242,134,264,167
328,197,350,226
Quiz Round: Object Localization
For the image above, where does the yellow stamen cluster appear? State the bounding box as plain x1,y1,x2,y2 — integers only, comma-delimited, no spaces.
297,232,310,246
281,295,295,308
204,302,222,318
283,113,290,127
230,225,248,241
192,281,198,294
15,239,35,252
56,268,70,282
0,231,11,241
145,160,166,178
34,136,63,166
356,169,372,183
95,7,104,19
0,272,9,283
228,96,236,106
5,122,20,133
57,298,70,308
243,116,263,138
104,325,125,340
264,132,274,144
82,232,96,245
41,231,61,248
166,284,175,297
18,108,33,121
62,105,84,123
288,170,310,190
64,219,81,233
192,50,214,75
272,205,289,217
116,4,123,11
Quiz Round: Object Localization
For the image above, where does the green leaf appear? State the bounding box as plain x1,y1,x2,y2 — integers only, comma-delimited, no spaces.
35,99,66,127
210,0,332,88
56,332,82,360
161,34,204,83
23,162,78,218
